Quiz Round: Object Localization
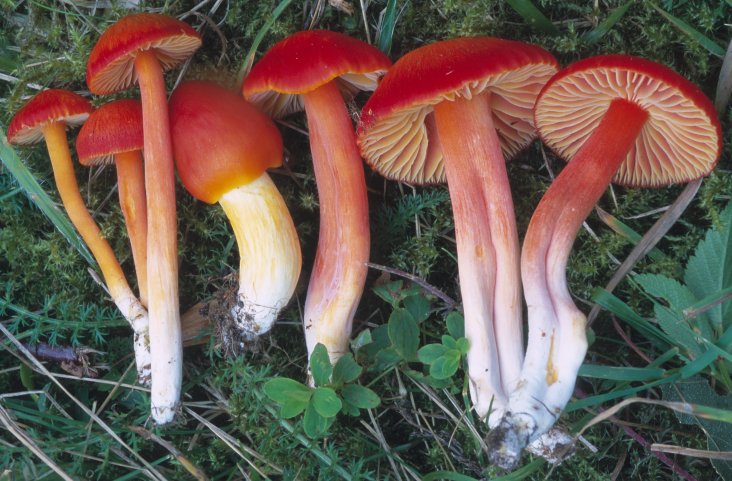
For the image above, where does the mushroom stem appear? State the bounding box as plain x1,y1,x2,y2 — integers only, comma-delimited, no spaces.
41,121,151,385
432,91,523,426
302,81,370,369
134,49,181,424
490,98,649,468
115,150,148,307
219,174,301,342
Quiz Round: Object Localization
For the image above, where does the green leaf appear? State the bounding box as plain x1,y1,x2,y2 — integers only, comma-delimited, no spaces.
373,280,403,306
303,400,333,438
418,343,449,364
388,308,419,361
429,350,461,380
651,2,725,56
310,343,333,386
404,294,430,323
341,384,380,409
376,0,398,55
505,0,559,35
579,364,665,381
351,329,373,351
456,337,469,355
332,354,362,385
582,0,634,45
340,399,360,417
446,311,464,339
441,335,457,350
372,347,402,371
592,288,673,347
263,378,312,418
311,387,342,418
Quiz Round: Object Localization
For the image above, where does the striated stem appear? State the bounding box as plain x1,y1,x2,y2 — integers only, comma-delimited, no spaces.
115,150,148,307
219,174,302,342
42,121,151,385
489,98,649,469
302,81,370,369
433,92,523,427
135,50,181,424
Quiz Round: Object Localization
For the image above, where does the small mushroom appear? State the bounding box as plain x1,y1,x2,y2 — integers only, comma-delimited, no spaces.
357,37,558,426
243,30,391,372
87,13,201,424
8,89,151,385
170,81,301,349
488,54,722,470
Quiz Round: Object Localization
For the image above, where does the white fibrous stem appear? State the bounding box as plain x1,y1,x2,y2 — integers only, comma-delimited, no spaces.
488,98,649,469
219,174,302,341
432,92,523,427
112,291,151,384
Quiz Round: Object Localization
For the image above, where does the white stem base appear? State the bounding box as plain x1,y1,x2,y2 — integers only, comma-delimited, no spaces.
113,289,151,386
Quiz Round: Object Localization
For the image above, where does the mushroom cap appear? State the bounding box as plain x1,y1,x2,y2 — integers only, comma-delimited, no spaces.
170,81,283,204
242,30,391,118
8,89,92,145
535,54,722,187
357,37,558,184
87,13,202,95
76,99,143,166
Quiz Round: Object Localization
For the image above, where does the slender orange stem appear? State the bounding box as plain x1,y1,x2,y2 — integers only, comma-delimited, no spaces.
302,81,370,365
135,50,181,424
116,150,148,307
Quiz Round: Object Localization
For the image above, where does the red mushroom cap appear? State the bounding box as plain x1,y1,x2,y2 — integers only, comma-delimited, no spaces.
242,30,391,118
87,13,202,95
76,99,143,166
535,54,722,187
170,81,283,204
357,37,558,184
8,89,92,145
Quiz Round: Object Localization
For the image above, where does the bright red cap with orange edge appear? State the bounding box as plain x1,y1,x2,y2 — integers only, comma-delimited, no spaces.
87,13,202,95
8,89,92,145
170,81,283,204
76,99,143,166
357,37,558,184
242,30,391,118
535,54,722,188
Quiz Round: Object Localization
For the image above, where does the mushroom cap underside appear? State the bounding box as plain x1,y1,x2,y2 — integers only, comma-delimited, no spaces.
8,89,92,145
86,13,201,95
535,54,721,187
242,30,391,118
357,36,558,184
170,81,283,204
76,99,143,166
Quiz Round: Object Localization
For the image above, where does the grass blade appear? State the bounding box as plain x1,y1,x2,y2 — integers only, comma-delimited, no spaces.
505,0,559,35
651,2,725,57
582,0,634,45
237,0,294,84
0,128,94,266
714,38,732,113
592,288,673,346
579,364,666,382
376,0,398,55
596,207,668,263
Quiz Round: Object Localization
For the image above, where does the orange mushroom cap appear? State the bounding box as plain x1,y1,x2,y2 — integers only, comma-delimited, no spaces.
242,30,391,118
86,13,202,95
76,99,143,166
8,89,92,145
356,37,558,184
170,81,283,204
535,54,722,187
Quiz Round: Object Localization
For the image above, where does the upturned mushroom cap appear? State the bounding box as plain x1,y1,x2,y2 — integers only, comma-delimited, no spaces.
242,30,391,118
170,81,283,204
76,99,143,166
8,89,92,145
535,54,722,187
87,13,202,95
357,37,558,184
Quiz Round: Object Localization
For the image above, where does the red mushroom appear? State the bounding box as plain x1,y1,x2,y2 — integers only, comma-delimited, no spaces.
488,55,722,469
170,81,301,348
87,13,201,424
76,99,147,307
357,37,558,426
242,30,390,372
8,89,151,384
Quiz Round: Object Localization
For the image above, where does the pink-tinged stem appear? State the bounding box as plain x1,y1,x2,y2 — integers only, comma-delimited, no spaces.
135,50,181,425
489,98,649,470
302,81,370,368
432,91,523,426
115,150,148,307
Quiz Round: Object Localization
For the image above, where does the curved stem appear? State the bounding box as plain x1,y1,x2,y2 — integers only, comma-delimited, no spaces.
432,91,522,427
219,174,301,342
489,98,649,469
42,122,151,385
302,81,370,368
115,150,147,307
135,50,180,425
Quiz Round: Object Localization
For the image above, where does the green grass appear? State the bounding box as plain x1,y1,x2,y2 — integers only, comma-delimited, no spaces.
1,0,731,480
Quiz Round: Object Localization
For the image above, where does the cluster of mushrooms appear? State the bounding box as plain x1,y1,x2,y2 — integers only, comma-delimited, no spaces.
7,12,722,471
